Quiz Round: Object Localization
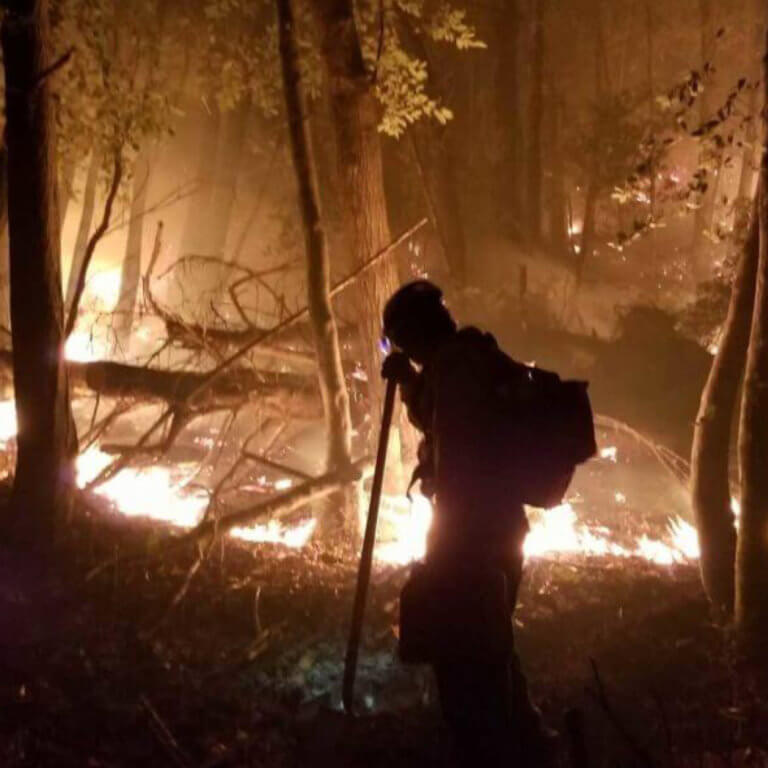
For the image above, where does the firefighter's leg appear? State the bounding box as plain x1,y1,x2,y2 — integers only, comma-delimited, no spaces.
506,554,552,766
434,659,515,768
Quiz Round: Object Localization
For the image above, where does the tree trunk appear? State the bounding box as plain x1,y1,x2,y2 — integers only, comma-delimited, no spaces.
1,0,77,543
58,155,75,228
494,0,522,233
527,0,544,243
115,151,150,345
691,0,716,279
735,0,762,229
0,135,9,329
205,96,252,260
277,0,354,535
398,21,467,284
311,0,398,416
735,46,768,642
179,101,220,257
691,202,759,618
65,149,99,310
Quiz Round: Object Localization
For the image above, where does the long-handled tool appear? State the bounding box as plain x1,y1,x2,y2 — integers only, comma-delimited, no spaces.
342,376,398,714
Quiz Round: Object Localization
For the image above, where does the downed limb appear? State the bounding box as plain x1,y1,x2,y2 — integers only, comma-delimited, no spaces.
176,455,372,546
87,218,427,488
594,413,690,487
84,455,373,580
0,350,323,421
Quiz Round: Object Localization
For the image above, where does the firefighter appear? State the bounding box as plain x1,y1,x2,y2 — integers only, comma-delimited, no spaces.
381,280,546,767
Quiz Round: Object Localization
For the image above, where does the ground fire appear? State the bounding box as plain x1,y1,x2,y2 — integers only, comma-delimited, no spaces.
2,0,768,766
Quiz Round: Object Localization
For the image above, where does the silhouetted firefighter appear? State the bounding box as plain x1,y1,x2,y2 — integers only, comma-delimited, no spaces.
382,281,596,767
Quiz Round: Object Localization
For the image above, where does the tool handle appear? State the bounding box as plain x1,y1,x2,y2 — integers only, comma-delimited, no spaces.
342,377,398,713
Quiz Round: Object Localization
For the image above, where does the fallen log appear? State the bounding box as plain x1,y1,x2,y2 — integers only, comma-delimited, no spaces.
0,350,323,421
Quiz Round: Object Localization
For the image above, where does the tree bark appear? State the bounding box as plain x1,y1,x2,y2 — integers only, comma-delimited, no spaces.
115,151,151,345
527,0,544,243
0,135,9,329
691,0,716,279
65,149,99,310
735,42,768,642
494,0,522,232
205,96,252,260
179,101,220,257
311,0,398,414
1,0,77,542
277,0,355,534
398,20,467,284
691,202,759,618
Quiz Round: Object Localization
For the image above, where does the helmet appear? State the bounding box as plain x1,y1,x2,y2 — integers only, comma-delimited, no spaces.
382,280,451,352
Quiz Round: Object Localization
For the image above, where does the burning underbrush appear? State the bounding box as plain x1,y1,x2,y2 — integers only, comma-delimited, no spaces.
3,284,765,767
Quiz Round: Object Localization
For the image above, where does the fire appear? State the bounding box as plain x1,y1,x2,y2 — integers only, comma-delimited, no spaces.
76,446,209,528
366,493,433,565
0,396,704,566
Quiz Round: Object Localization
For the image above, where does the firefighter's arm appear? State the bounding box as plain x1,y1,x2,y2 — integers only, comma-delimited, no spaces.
381,352,421,413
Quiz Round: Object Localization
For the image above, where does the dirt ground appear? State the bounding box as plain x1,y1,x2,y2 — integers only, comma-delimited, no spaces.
1,501,767,768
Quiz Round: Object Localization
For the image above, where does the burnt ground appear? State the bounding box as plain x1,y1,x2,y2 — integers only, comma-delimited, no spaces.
1,500,767,768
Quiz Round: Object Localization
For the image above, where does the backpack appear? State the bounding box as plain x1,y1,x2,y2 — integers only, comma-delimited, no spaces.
490,344,597,508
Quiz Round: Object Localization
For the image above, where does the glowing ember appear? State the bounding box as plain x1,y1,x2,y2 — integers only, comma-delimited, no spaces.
230,519,316,548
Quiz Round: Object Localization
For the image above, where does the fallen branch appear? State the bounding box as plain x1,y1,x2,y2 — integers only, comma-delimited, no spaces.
594,413,690,488
84,456,373,581
0,350,323,421
587,658,655,768
139,695,193,768
175,455,372,546
87,218,427,489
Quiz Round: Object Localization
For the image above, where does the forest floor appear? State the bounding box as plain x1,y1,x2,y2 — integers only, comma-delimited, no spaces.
1,498,767,768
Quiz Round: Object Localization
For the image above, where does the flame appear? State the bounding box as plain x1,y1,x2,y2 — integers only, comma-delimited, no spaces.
76,446,209,528
365,493,433,565
0,400,17,443
524,503,628,558
230,519,316,548
0,397,705,565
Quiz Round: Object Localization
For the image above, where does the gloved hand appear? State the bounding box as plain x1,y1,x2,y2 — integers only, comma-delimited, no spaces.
381,351,414,383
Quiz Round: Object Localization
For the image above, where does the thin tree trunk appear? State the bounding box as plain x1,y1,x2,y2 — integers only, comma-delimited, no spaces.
691,0,715,278
311,0,398,413
735,0,762,227
398,20,467,284
691,202,759,618
58,155,75,228
205,96,252,260
0,135,9,329
1,0,77,543
494,0,522,232
115,151,150,345
179,101,220,257
66,150,99,310
735,42,768,642
577,176,598,282
527,0,544,242
277,0,354,535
